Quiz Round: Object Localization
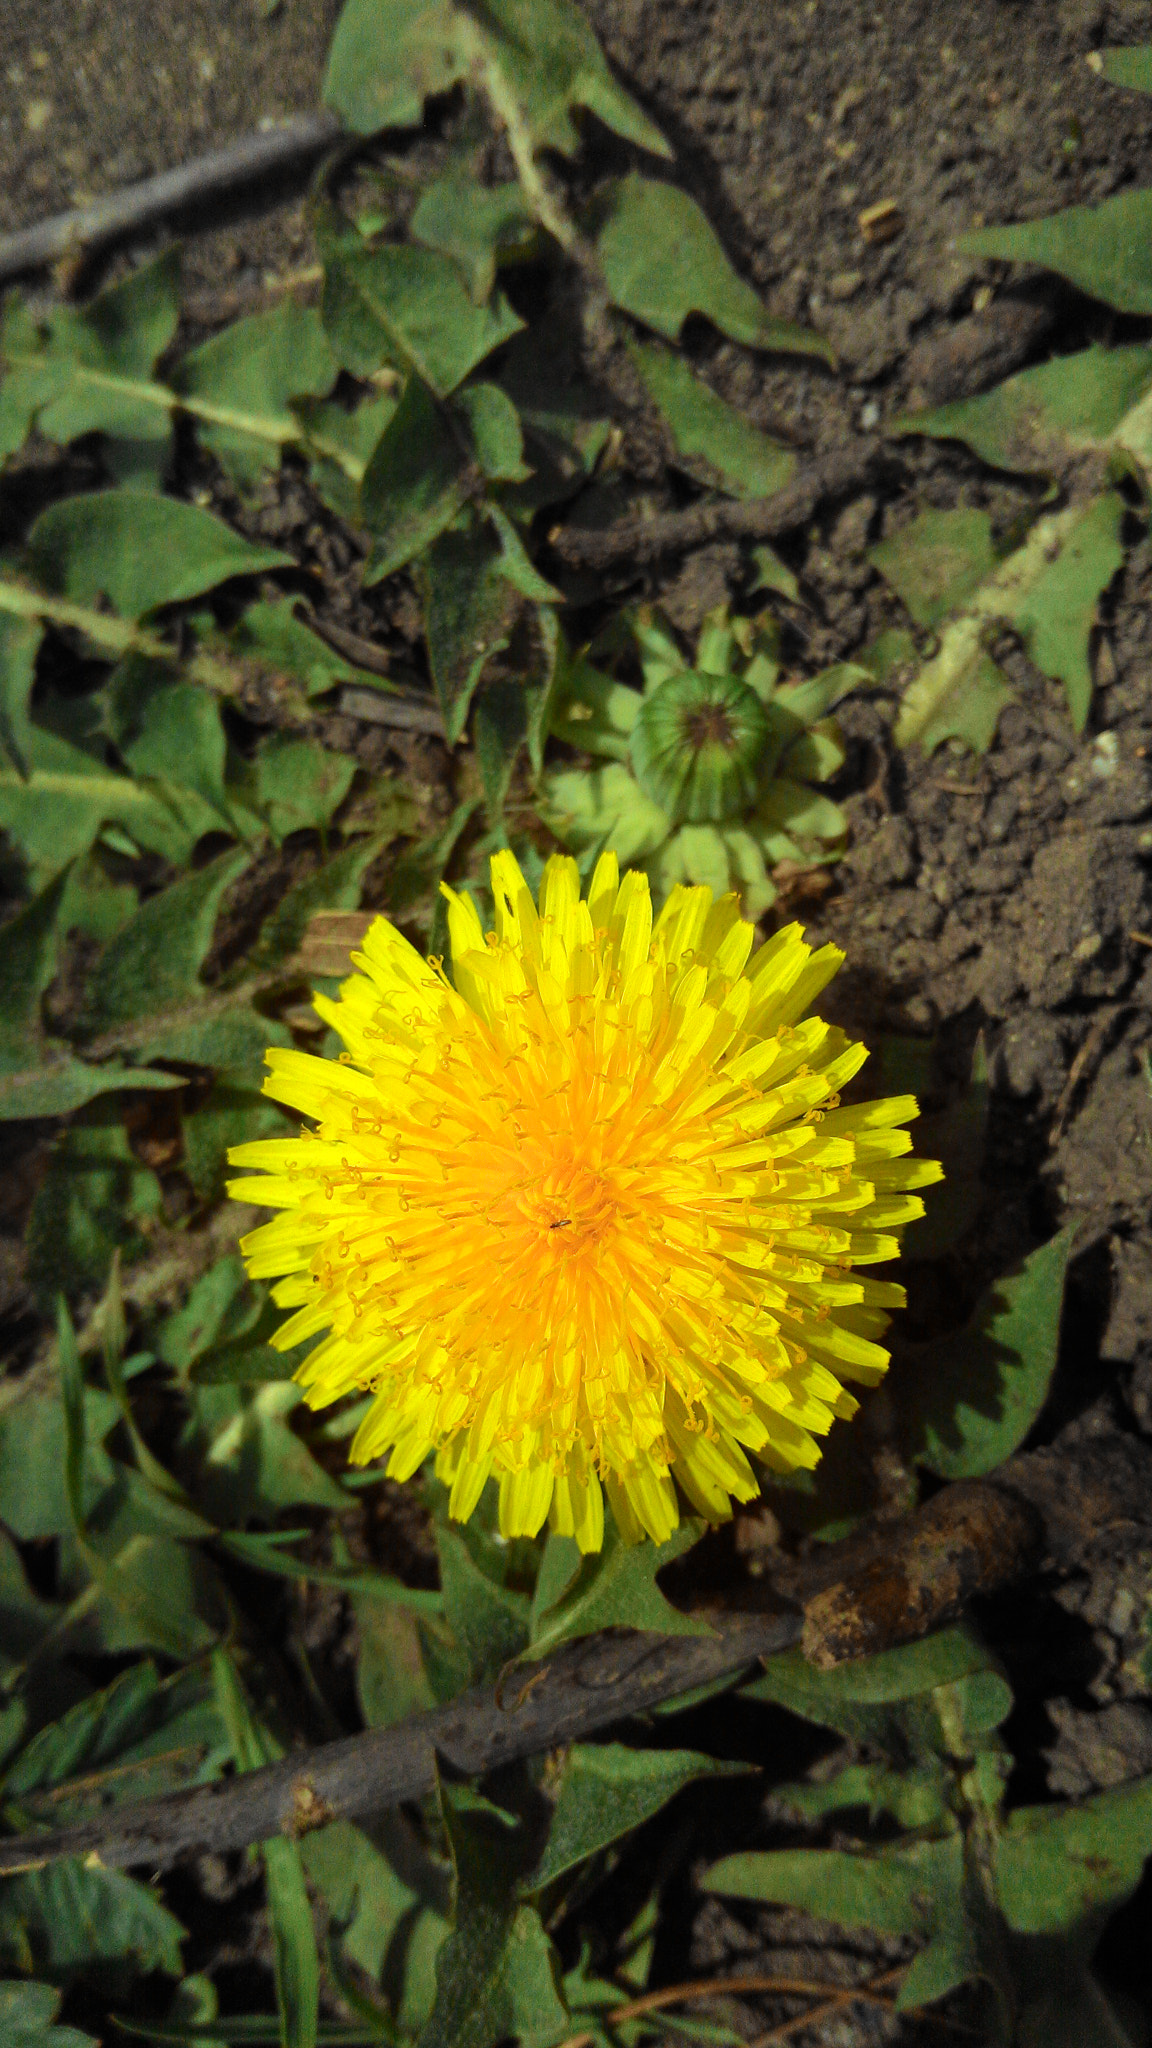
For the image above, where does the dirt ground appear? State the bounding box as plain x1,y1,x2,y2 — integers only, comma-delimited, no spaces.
5,0,1152,2038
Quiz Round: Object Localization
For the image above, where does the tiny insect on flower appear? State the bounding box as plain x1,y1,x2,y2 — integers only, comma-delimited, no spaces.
226,851,942,1552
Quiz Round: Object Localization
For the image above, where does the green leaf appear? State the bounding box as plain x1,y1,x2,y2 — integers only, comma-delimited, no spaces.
878,1033,988,1261
474,677,529,824
0,1372,118,1541
527,1744,749,1893
455,382,531,482
893,494,1125,749
412,177,537,302
227,597,387,698
894,1225,1075,1480
869,508,999,629
892,619,1015,756
996,1773,1152,1933
302,1814,448,2022
324,0,670,158
420,1776,569,2048
596,175,833,358
294,390,399,523
423,1521,530,1695
26,1109,163,1305
253,735,356,841
742,1627,997,1731
0,608,42,772
173,302,338,490
527,1520,711,1660
1100,45,1152,92
360,377,473,581
960,189,1152,314
186,1381,348,1522
356,1598,436,1728
999,489,1126,732
0,871,68,1069
420,519,524,743
251,828,410,972
78,846,249,1033
628,342,796,498
108,657,233,824
0,1058,186,1122
28,489,293,622
323,244,523,399
0,250,181,484
541,760,670,867
894,342,1152,476
214,1653,320,2048
0,1979,96,2048
704,1832,961,1936
0,1861,185,1978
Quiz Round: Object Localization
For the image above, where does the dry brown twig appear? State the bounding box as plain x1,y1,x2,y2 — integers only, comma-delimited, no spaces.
0,1429,1148,1879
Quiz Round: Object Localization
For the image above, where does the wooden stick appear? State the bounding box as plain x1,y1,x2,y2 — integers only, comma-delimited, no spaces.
0,114,342,282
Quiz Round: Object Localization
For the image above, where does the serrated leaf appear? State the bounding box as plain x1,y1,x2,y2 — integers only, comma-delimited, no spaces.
1000,490,1126,731
0,746,213,885
26,1110,163,1305
0,1374,119,1541
173,302,338,490
0,871,69,1069
324,0,669,158
527,1744,748,1893
28,489,293,622
474,677,529,823
187,1380,348,1521
227,597,387,698
412,176,537,302
996,1773,1152,1933
323,244,523,399
420,519,524,743
423,1521,530,1696
253,734,356,841
0,250,181,484
894,342,1152,477
78,846,249,1033
961,189,1152,314
360,376,473,581
869,508,999,629
596,175,833,358
109,655,243,839
894,494,1125,748
0,1861,185,1978
629,342,796,498
0,1058,186,1122
742,1627,997,1732
527,1520,710,1660
292,393,396,529
420,1776,569,2048
894,1225,1075,1480
302,1814,448,2018
183,1080,288,1205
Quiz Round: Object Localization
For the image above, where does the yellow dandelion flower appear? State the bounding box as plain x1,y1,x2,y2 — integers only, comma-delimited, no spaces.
227,851,941,1552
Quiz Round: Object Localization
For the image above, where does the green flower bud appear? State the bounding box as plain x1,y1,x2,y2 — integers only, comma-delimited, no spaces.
629,668,772,824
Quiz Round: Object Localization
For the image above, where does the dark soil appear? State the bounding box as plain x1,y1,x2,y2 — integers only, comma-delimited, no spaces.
6,0,1152,2041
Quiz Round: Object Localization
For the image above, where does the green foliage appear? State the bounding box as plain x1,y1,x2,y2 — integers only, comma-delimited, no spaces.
596,175,832,360
0,5,1146,2044
893,1226,1076,1480
710,1628,1150,2044
872,500,1125,747
543,607,852,915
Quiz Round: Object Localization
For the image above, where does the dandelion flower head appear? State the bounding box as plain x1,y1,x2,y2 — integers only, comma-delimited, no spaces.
227,852,941,1552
